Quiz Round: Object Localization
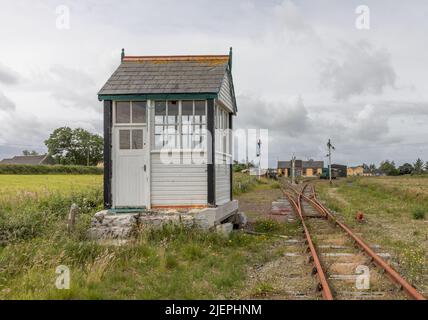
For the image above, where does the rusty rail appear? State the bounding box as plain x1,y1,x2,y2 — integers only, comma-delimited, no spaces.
281,187,334,300
307,185,426,301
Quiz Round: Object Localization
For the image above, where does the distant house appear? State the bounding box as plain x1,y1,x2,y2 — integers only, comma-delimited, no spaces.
277,160,324,178
331,164,347,177
347,165,364,176
0,155,55,165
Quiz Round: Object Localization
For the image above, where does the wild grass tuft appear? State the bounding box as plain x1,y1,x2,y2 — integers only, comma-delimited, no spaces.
411,208,426,220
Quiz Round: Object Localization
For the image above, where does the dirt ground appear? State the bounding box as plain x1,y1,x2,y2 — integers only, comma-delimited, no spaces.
235,185,320,299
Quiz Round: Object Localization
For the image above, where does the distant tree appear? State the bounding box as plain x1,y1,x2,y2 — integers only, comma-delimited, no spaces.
425,161,428,172
362,163,369,171
22,150,39,156
398,163,414,175
379,160,399,176
369,163,377,173
413,158,424,174
44,127,103,166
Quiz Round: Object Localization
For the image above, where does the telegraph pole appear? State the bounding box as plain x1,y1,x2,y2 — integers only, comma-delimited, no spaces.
327,139,335,185
291,155,296,185
256,139,262,179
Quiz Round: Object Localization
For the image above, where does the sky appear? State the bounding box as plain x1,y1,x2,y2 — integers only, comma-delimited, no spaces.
0,0,427,167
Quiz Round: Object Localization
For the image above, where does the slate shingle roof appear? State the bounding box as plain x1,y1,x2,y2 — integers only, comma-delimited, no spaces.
278,160,324,169
0,155,54,165
98,55,230,95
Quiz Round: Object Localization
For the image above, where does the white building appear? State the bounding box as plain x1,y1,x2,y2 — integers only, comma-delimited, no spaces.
98,49,237,213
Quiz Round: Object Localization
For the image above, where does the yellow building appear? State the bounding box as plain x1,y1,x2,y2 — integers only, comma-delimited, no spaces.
347,166,364,176
277,160,324,178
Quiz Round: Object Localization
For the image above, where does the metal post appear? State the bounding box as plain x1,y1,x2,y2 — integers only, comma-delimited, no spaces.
256,138,261,180
327,139,335,186
291,156,296,185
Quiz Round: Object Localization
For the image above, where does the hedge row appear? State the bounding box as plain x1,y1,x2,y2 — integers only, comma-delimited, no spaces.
0,164,103,175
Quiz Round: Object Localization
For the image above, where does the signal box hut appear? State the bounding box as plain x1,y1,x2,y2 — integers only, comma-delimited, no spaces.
98,49,237,221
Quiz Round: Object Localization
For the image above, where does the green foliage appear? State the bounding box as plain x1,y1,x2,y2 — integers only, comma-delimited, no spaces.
413,158,424,175
398,247,426,282
232,172,277,195
270,182,281,189
379,160,399,176
22,150,39,156
44,127,103,166
233,173,259,195
232,161,254,172
0,175,277,299
0,164,103,175
253,219,282,233
399,163,414,175
0,187,102,245
412,208,426,220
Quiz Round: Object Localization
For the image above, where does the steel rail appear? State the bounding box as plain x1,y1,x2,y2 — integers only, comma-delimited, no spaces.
308,185,426,301
281,187,334,300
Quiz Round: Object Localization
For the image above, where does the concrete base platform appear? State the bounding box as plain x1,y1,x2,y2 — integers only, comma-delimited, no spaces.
87,200,240,240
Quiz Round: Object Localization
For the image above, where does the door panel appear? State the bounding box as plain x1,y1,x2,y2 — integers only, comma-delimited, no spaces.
114,126,148,208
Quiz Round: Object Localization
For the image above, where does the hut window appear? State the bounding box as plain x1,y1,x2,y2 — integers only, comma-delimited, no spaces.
115,101,147,124
119,129,143,150
132,101,147,123
193,100,206,149
116,102,131,123
181,101,194,149
132,129,143,149
154,101,179,149
119,130,131,149
154,100,206,150
215,106,230,156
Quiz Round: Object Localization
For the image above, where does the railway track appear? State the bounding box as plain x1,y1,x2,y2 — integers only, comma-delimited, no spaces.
281,182,426,300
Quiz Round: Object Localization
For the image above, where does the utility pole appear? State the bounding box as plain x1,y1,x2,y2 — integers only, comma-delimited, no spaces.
256,139,262,179
291,155,296,185
327,139,335,185
246,131,249,168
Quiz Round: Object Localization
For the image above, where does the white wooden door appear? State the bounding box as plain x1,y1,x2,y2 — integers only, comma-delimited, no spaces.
113,126,148,208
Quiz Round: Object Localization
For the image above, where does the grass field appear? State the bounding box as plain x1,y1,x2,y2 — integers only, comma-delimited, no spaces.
0,174,284,299
0,175,102,201
316,176,428,290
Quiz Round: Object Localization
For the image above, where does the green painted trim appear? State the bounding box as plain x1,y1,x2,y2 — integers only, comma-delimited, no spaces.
98,93,218,101
108,208,147,215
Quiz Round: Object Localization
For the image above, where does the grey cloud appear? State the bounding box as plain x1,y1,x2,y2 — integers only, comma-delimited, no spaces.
32,65,99,111
321,41,396,100
0,91,16,111
0,62,19,85
351,104,389,141
236,94,310,137
272,0,318,42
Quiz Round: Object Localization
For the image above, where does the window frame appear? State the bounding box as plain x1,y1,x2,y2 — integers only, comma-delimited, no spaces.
153,100,207,151
114,101,148,126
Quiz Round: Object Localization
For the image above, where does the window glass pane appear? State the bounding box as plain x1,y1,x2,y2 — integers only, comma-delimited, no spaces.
166,125,178,135
165,134,177,148
155,134,163,149
168,101,179,124
155,101,166,124
119,130,130,149
116,102,130,123
132,101,146,123
182,124,192,135
132,130,143,149
195,100,206,123
155,125,164,135
182,134,191,149
182,100,193,125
